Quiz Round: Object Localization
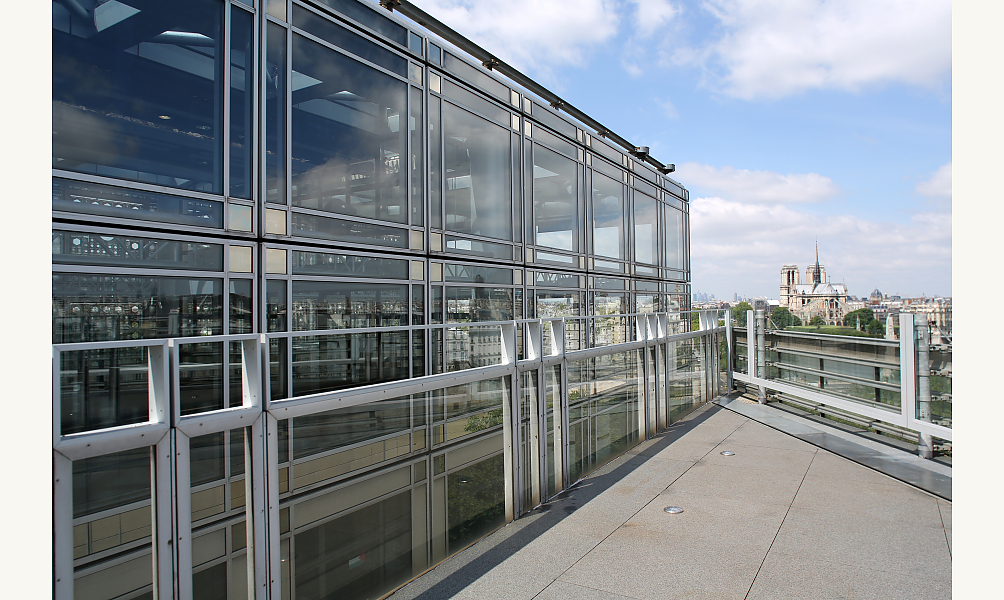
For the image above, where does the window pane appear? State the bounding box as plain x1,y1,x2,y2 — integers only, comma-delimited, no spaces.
591,173,624,259
53,230,223,271
430,95,442,228
664,204,684,270
267,280,288,333
533,145,579,252
291,331,410,396
53,275,223,343
445,287,513,322
634,191,658,265
229,279,253,334
443,104,512,241
291,251,408,278
442,52,508,101
229,7,254,199
292,5,407,76
291,34,408,224
292,282,408,330
411,87,424,226
53,0,223,193
312,0,408,46
52,177,223,229
266,22,287,204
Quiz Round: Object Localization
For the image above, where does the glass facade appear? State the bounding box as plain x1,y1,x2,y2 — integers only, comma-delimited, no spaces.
52,2,709,599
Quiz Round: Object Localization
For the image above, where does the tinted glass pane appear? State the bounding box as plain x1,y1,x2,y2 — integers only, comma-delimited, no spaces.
590,137,623,166
533,126,577,160
292,5,407,76
591,172,624,259
266,22,287,204
267,280,287,332
179,341,224,415
444,264,513,285
73,447,150,518
634,191,658,265
53,0,223,193
292,282,408,330
229,7,254,199
664,204,684,270
52,177,223,229
291,212,409,248
448,454,505,551
531,105,577,140
445,287,513,322
533,145,579,252
53,231,222,270
442,80,509,125
292,395,411,460
313,0,408,46
292,251,408,278
291,34,408,223
443,104,512,241
442,53,508,101
411,87,424,226
430,95,442,228
412,286,425,325
229,279,253,334
53,275,223,343
291,330,410,395
60,347,149,434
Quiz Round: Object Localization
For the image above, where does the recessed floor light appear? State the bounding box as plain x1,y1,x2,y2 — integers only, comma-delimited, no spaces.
663,506,683,514
720,451,735,456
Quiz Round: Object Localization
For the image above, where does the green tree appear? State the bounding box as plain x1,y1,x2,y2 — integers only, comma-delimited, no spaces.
866,318,884,334
733,301,753,326
809,315,825,327
843,308,875,328
770,306,799,329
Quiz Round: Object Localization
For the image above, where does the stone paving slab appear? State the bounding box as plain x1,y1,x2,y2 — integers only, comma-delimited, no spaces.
388,402,951,600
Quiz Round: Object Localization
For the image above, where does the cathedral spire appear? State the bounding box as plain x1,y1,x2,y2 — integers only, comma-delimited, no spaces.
813,240,821,285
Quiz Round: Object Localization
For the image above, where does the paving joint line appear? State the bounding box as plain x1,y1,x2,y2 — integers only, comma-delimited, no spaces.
743,450,817,600
534,408,750,599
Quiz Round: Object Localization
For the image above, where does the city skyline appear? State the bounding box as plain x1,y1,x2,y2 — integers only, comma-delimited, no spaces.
415,0,952,299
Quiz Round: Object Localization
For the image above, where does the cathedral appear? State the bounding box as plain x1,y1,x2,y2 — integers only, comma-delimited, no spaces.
780,245,849,326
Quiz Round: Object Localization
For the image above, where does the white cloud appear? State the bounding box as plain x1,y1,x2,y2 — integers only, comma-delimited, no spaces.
674,162,838,204
690,196,952,298
655,98,679,120
670,0,952,100
630,0,679,39
916,162,952,199
416,0,620,76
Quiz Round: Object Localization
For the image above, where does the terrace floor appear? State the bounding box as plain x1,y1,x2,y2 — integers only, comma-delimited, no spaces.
389,399,952,600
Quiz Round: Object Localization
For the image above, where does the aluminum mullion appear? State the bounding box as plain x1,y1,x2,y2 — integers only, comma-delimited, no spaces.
53,451,73,600
55,423,170,461
175,431,194,600
223,1,232,203
900,313,918,431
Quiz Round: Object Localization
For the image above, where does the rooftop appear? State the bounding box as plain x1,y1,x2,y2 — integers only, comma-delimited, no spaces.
389,400,951,600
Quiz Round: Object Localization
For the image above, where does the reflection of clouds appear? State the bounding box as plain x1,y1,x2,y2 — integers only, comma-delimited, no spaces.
52,102,121,164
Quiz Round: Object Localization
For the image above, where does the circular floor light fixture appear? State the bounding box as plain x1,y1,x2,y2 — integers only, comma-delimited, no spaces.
663,506,684,514
720,451,735,456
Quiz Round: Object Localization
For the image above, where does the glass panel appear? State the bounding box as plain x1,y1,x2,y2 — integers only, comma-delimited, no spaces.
412,285,425,325
179,341,225,415
291,211,409,248
443,103,513,241
533,145,579,252
269,338,288,401
52,177,223,229
292,489,412,600
312,0,409,46
411,87,424,226
291,331,410,396
430,95,442,228
445,287,513,322
267,280,288,332
592,291,628,346
448,454,505,551
442,53,508,101
545,365,559,498
531,106,577,140
59,348,149,435
445,325,503,371
442,80,509,125
53,275,223,343
443,236,512,260
590,137,622,166
567,351,642,483
634,191,658,265
229,279,254,334
291,251,408,278
444,264,513,285
53,0,223,193
290,33,407,223
53,230,222,270
292,5,407,76
669,339,703,423
664,204,684,270
436,378,507,443
229,7,254,199
429,43,442,65
532,126,577,160
72,447,154,599
591,172,624,259
266,22,287,204
292,282,408,330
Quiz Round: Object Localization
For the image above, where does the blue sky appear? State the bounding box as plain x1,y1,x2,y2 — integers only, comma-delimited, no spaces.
414,0,952,300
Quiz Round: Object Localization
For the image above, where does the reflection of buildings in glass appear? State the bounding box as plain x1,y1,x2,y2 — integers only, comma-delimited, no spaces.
51,0,692,598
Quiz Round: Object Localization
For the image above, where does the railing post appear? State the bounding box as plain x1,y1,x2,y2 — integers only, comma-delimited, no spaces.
725,308,734,393
755,309,767,403
915,314,935,459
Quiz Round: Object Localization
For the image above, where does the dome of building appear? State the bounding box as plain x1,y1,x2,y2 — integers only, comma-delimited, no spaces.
869,288,883,301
